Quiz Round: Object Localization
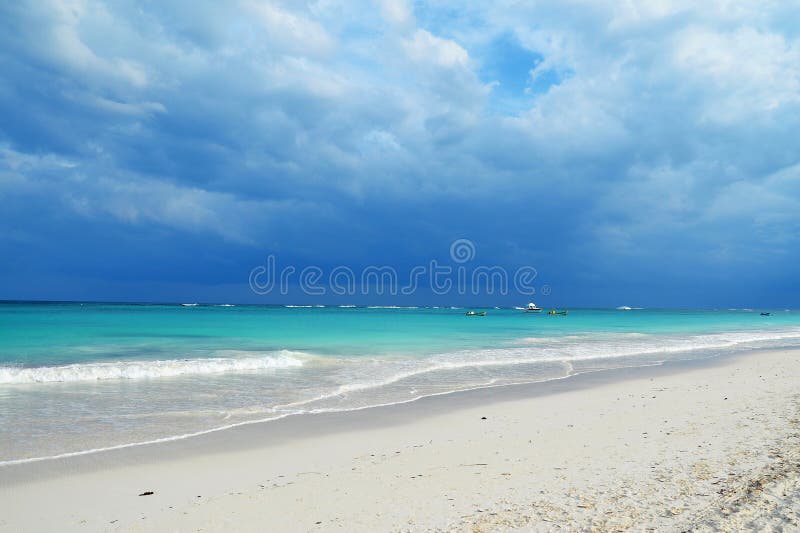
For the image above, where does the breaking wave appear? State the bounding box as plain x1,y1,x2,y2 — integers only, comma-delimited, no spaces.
0,350,306,384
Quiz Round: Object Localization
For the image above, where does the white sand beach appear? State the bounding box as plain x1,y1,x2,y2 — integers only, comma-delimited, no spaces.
2,349,799,532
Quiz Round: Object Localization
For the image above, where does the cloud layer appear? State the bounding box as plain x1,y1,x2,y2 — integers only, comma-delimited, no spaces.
1,1,798,306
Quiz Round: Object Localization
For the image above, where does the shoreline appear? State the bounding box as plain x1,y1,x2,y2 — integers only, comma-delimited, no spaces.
0,349,758,475
2,347,799,531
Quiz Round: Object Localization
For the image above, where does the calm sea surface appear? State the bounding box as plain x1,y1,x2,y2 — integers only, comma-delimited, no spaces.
2,303,798,463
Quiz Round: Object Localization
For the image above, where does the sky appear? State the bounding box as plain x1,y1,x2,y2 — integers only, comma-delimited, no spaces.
1,0,799,307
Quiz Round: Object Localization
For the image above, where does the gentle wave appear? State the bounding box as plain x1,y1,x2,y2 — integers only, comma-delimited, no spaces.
4,328,800,465
515,328,800,361
277,327,800,409
366,305,419,309
0,350,305,384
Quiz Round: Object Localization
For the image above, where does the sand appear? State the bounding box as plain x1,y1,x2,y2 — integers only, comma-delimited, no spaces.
1,349,799,532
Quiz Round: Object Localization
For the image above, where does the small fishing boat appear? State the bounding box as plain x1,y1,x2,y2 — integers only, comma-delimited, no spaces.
548,310,568,316
524,302,542,313
761,312,771,316
466,311,486,316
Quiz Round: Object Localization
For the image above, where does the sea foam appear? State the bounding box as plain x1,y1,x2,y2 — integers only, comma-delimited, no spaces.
0,350,305,384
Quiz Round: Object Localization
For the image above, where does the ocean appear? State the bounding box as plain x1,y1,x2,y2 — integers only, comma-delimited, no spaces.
1,302,799,464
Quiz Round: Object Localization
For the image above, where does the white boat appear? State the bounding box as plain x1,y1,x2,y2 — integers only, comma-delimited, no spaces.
524,302,542,313
616,306,632,310
180,303,199,307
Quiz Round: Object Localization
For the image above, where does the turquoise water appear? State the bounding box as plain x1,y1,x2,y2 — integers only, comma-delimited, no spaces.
1,303,799,463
